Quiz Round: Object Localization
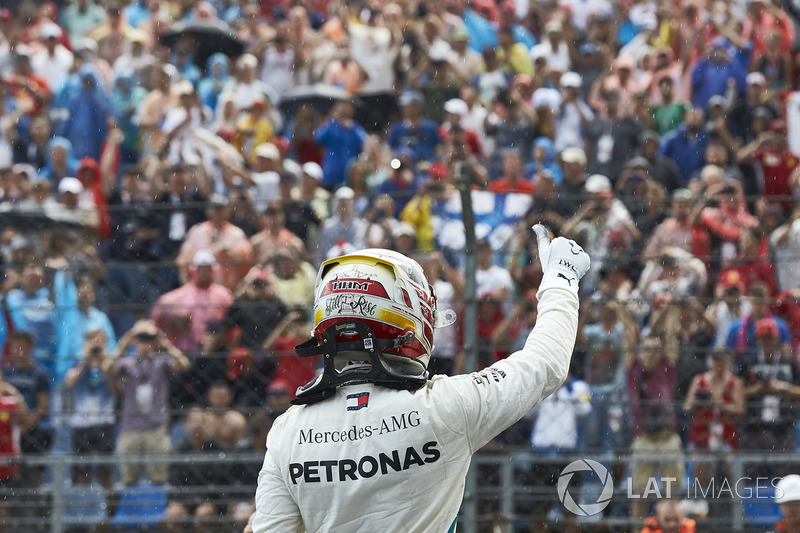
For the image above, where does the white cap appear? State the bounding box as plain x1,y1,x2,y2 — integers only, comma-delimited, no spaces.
174,80,194,96
392,222,417,239
559,71,582,88
58,177,83,195
333,186,355,201
40,23,62,40
282,158,302,179
428,39,452,62
326,241,357,260
444,98,468,116
253,142,280,161
302,161,323,181
585,174,612,193
746,71,766,86
192,249,218,266
531,87,561,110
560,147,587,166
777,475,800,503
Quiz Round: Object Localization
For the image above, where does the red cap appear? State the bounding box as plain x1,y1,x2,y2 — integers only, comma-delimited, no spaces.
755,317,780,340
770,119,787,132
227,347,254,380
718,270,745,292
0,9,13,21
429,161,449,179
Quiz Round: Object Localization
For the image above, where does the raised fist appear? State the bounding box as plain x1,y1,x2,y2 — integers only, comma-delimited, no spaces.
533,224,590,292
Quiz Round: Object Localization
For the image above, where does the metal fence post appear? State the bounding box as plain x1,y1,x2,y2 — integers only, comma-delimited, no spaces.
50,455,66,533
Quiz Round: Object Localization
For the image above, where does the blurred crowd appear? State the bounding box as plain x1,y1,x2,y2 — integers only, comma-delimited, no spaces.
1,0,800,529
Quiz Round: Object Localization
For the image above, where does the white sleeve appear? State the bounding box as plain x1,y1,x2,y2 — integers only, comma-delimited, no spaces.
253,426,304,533
429,285,578,453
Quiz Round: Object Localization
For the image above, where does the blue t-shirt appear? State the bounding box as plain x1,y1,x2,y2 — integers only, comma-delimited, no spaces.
387,120,441,163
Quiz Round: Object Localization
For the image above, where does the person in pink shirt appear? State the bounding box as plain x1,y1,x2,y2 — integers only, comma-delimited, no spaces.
152,250,234,354
249,200,306,264
175,194,253,292
742,0,795,57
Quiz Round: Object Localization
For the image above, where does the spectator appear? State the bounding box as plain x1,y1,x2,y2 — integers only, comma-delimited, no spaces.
718,227,777,296
523,369,591,532
578,297,638,454
64,328,116,488
250,201,306,265
659,107,709,184
628,335,683,521
770,206,800,293
112,319,189,486
58,66,115,161
59,0,107,42
152,250,234,354
683,349,744,503
0,374,27,507
585,89,642,182
690,38,747,111
639,499,697,533
54,277,117,385
315,186,366,266
4,265,58,370
651,76,689,137
554,72,594,154
235,97,274,166
152,164,208,262
487,149,534,193
226,347,272,410
387,90,440,166
170,408,221,507
267,247,316,309
728,72,778,144
314,100,366,190
641,189,710,266
736,120,797,216
226,269,287,352
30,23,73,93
772,475,800,533
262,309,317,398
175,194,253,292
725,283,791,360
3,331,50,487
699,181,759,268
738,317,800,477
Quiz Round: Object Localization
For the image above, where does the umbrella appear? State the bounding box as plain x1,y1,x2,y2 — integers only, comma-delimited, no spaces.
160,21,245,69
278,84,355,118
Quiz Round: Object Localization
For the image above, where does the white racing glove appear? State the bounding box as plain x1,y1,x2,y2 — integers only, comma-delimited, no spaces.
532,224,590,296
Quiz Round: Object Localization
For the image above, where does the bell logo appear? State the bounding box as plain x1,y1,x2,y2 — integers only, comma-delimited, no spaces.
558,459,613,516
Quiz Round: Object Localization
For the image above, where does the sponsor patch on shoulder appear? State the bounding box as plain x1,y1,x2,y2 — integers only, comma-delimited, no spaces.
346,392,370,411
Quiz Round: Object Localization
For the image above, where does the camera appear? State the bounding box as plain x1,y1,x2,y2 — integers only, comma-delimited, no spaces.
135,333,157,342
89,346,103,357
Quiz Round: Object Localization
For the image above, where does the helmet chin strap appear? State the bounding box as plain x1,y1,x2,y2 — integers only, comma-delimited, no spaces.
291,320,427,406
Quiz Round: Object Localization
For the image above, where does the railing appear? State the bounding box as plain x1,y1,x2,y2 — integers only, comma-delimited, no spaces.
1,450,794,532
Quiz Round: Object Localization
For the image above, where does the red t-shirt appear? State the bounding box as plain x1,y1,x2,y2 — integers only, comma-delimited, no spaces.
487,177,535,194
754,148,797,212
0,395,21,481
271,336,319,396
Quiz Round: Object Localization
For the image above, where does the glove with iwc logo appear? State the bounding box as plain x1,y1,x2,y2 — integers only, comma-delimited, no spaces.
532,224,590,296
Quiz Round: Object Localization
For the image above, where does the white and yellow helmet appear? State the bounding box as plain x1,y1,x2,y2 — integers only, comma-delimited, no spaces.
312,249,450,377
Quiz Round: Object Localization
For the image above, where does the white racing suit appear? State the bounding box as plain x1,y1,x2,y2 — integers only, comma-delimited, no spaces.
253,285,579,532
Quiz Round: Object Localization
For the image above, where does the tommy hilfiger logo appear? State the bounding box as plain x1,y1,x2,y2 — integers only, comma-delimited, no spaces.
346,392,370,411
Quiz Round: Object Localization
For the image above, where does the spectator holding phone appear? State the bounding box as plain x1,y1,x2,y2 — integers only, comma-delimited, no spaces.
112,319,190,486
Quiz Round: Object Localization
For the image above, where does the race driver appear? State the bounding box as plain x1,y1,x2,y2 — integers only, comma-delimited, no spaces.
253,224,590,532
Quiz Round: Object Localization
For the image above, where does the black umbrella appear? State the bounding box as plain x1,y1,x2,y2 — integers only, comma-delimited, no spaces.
278,84,356,118
160,21,245,69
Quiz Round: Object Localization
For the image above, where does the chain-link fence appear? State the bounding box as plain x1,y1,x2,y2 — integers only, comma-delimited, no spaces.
0,449,794,532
